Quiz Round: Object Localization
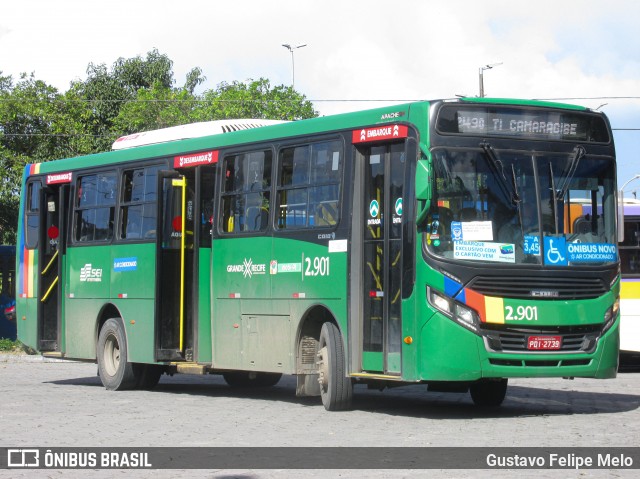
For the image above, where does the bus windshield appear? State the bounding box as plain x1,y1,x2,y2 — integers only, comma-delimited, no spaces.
426,146,617,266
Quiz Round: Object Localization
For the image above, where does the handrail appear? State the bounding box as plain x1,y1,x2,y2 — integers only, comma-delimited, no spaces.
172,177,187,352
41,250,59,276
41,276,59,303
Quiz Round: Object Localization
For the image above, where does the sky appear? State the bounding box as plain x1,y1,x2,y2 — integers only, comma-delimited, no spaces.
2,0,640,196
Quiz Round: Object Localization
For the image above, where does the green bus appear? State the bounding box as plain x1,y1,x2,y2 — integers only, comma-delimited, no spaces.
16,98,620,410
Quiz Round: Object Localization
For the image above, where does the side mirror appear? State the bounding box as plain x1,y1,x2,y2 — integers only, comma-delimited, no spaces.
416,160,432,225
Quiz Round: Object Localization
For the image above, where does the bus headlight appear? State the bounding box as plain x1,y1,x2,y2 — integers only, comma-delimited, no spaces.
602,297,620,335
429,289,452,315
454,303,479,333
427,287,480,334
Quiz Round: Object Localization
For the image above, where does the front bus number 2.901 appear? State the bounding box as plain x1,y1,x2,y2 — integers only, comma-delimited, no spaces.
304,256,330,277
505,305,538,321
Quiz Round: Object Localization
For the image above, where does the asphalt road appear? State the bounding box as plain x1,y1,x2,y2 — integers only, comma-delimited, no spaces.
1,353,639,479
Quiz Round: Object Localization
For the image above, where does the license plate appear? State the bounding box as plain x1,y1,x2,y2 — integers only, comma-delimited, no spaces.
527,335,562,350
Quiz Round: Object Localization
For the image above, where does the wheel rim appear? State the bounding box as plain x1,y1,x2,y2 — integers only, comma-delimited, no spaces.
103,333,120,377
317,345,329,393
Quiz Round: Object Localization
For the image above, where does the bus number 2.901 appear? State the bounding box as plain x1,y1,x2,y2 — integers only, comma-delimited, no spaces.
304,256,330,277
505,305,538,321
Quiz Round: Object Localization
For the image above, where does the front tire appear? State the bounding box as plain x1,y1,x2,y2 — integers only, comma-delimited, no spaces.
317,322,352,411
97,318,138,391
470,378,508,407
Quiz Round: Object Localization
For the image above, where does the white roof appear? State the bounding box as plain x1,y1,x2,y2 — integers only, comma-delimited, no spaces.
112,119,287,150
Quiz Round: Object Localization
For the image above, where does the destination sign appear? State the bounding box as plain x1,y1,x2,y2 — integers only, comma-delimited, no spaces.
436,105,610,143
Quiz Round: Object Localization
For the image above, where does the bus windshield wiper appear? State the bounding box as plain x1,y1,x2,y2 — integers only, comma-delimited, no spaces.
555,145,586,201
510,164,525,235
549,162,559,234
480,141,518,205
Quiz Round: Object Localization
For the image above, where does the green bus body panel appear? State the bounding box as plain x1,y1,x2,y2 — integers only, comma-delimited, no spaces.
211,236,348,373
18,297,39,351
63,243,156,360
109,244,157,299
197,248,212,364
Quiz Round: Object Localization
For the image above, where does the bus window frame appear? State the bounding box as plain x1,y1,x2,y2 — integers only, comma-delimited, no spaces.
274,136,345,233
71,169,118,245
24,178,43,250
118,163,165,242
218,146,275,236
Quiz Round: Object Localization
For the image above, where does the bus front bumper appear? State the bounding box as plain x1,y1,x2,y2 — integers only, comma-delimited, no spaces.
416,313,619,382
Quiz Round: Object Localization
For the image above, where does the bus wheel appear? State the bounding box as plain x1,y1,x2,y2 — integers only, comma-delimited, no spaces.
134,364,163,390
222,372,282,388
470,378,508,407
317,322,353,411
97,318,138,391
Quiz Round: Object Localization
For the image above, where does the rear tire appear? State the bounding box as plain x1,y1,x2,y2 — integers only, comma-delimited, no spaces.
223,371,282,388
97,318,137,390
470,378,508,407
317,322,352,411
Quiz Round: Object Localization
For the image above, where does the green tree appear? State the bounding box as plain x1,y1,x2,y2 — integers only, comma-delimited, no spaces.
194,78,317,121
71,48,183,151
0,72,64,243
112,82,199,135
0,143,22,244
0,50,318,243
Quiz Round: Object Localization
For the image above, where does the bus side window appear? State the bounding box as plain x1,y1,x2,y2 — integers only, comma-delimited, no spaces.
74,172,116,243
119,166,160,240
277,140,342,230
25,180,42,249
220,150,272,234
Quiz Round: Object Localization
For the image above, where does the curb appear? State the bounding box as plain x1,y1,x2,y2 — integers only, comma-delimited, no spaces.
0,353,67,363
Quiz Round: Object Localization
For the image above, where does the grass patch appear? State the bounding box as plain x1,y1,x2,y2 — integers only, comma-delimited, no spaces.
0,338,24,353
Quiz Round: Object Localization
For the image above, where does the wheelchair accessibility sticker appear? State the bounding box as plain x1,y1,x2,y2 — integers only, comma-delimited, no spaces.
544,237,568,266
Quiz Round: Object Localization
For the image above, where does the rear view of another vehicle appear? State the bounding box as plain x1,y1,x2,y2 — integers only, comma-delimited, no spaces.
1,245,17,340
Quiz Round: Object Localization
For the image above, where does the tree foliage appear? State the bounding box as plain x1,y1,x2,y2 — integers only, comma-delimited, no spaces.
0,49,318,243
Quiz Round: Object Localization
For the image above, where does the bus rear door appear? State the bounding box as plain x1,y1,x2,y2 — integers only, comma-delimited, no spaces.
155,171,195,361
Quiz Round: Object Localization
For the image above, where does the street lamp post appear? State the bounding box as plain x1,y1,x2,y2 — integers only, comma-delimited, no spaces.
478,62,503,97
619,175,640,198
282,43,307,88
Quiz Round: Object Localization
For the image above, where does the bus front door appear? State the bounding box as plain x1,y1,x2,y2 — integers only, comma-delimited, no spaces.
357,142,405,375
37,183,69,352
155,172,195,361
